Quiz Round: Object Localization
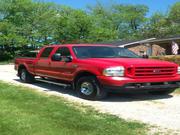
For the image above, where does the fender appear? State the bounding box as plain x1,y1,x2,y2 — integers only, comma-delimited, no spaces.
18,61,35,75
74,67,101,78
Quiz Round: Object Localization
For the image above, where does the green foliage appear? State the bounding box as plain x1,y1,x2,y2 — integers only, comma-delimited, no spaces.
175,88,180,94
169,2,180,23
143,2,180,38
53,7,93,43
0,81,147,135
113,4,148,31
0,51,13,61
86,2,119,42
142,12,170,38
0,0,179,61
168,2,180,36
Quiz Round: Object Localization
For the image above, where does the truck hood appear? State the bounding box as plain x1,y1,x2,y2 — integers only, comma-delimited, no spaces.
78,58,177,68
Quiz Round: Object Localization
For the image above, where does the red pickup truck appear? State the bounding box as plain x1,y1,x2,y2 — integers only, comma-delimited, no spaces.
15,44,180,100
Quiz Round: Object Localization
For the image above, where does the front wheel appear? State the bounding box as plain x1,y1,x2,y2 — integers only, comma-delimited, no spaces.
20,68,34,83
149,89,176,95
76,76,107,100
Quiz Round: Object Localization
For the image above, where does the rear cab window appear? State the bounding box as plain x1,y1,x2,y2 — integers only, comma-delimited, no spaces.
40,47,54,58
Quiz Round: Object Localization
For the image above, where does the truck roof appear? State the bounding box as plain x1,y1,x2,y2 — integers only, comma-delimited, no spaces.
45,44,115,47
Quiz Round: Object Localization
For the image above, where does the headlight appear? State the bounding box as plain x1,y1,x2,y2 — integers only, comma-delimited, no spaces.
178,67,180,74
103,66,125,77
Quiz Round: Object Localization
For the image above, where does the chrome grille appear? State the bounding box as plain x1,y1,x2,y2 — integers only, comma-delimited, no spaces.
134,66,176,78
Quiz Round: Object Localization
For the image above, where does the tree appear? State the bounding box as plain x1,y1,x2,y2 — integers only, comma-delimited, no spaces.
168,2,180,36
87,2,119,42
0,0,58,48
142,2,180,38
142,12,171,38
169,2,180,23
112,4,148,40
53,6,93,43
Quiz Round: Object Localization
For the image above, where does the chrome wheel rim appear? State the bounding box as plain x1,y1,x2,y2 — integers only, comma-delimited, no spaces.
80,82,94,96
21,71,26,81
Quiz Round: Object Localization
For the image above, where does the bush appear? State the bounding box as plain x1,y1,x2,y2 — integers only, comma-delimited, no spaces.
0,51,13,61
150,55,180,65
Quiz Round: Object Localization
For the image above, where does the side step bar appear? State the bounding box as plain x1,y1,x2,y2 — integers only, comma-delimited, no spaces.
36,78,71,88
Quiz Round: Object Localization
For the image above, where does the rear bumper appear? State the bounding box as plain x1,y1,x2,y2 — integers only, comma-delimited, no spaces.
97,75,180,92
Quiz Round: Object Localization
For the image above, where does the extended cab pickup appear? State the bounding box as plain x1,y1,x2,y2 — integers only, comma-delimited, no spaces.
15,44,180,100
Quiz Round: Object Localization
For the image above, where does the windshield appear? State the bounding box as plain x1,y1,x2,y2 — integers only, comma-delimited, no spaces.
73,46,140,58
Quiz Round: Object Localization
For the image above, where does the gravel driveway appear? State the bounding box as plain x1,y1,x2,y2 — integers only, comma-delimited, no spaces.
0,64,180,133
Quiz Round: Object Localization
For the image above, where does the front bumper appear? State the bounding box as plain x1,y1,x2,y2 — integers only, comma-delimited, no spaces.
103,81,180,93
97,75,180,92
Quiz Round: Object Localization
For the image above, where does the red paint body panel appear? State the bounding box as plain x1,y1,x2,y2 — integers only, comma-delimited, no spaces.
15,44,180,90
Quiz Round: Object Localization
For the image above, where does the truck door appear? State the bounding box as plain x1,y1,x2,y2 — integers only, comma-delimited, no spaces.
50,47,76,81
34,47,54,77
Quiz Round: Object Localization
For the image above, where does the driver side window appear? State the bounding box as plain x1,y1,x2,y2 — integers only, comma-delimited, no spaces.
55,47,71,57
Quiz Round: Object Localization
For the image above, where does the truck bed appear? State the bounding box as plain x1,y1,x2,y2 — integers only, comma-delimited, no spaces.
15,57,37,75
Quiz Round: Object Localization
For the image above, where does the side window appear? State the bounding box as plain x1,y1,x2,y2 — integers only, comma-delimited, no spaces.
40,47,54,58
55,47,71,57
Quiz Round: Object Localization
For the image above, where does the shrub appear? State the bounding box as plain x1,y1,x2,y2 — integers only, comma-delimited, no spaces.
0,51,13,61
150,55,180,65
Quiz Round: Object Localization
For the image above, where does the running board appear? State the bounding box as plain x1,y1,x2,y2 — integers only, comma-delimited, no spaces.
36,78,71,88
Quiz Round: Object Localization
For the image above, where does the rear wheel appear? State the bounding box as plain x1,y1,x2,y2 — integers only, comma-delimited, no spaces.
149,89,175,95
20,68,34,83
76,76,107,100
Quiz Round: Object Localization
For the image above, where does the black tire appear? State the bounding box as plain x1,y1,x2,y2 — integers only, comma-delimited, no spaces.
19,68,35,83
76,76,107,100
149,89,175,95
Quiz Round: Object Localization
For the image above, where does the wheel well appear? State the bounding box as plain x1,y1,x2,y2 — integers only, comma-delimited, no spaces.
73,72,96,88
18,65,26,76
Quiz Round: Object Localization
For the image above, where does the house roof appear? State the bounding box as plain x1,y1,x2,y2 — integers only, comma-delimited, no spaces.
142,36,180,45
111,36,180,47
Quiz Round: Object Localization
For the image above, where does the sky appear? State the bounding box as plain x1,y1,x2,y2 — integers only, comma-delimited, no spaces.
44,0,180,16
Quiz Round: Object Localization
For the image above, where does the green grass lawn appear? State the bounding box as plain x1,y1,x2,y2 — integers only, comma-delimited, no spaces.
0,60,13,65
0,81,147,135
175,88,180,94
